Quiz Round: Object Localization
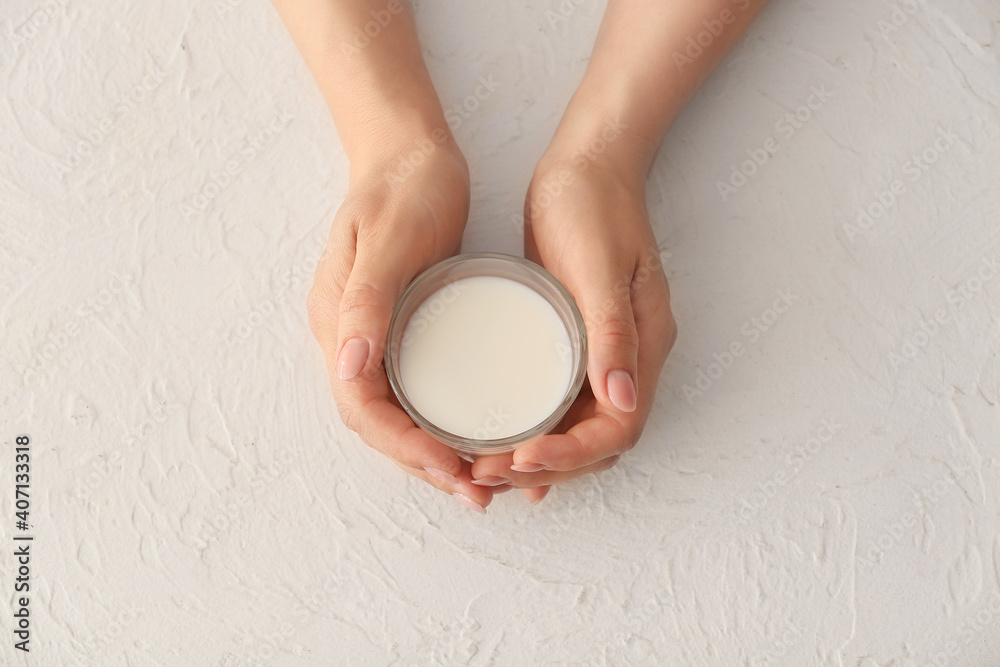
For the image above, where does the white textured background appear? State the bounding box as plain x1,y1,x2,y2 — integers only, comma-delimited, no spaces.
2,0,1000,665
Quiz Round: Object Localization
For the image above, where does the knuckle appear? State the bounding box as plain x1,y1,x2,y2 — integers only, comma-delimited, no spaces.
622,426,644,453
358,360,385,383
610,439,630,458
593,313,639,353
305,287,323,322
653,302,679,353
335,197,373,237
667,313,679,349
606,417,642,456
335,393,400,460
640,288,678,354
306,285,337,338
354,214,385,245
597,454,621,472
336,405,357,433
334,397,362,434
339,281,387,321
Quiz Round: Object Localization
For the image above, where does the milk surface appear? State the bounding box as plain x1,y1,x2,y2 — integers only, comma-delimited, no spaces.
398,275,573,440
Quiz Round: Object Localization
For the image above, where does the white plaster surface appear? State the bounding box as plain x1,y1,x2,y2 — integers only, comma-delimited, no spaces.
2,0,1000,664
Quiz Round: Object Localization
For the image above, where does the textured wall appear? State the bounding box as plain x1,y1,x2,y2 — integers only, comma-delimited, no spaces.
1,0,999,664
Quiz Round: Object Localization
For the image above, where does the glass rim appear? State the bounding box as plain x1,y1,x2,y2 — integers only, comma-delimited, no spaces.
384,252,588,455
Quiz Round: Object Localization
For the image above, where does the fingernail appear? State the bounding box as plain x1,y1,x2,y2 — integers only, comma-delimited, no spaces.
472,476,511,487
337,337,369,380
425,467,458,485
607,369,637,412
510,463,546,473
494,484,515,494
453,493,487,514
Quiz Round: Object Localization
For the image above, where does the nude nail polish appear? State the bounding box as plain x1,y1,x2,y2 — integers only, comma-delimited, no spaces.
471,476,511,486
453,492,487,514
337,337,369,380
510,463,547,473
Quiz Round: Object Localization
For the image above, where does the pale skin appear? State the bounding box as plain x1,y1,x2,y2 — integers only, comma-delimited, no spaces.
272,0,768,512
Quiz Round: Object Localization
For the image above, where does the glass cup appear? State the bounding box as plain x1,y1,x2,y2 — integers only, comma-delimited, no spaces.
384,253,588,456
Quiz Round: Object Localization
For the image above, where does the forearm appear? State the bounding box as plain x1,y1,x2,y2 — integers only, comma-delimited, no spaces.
271,0,449,167
550,0,769,179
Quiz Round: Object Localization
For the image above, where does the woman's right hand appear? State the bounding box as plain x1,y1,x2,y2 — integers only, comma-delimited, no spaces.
307,132,499,514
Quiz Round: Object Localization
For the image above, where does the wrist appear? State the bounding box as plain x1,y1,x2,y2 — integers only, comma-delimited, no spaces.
350,121,469,192
299,1,453,168
544,45,697,182
347,109,452,168
543,81,663,185
538,108,650,194
336,58,463,175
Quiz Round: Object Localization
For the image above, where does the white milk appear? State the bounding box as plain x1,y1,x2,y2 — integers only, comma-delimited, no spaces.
398,275,573,440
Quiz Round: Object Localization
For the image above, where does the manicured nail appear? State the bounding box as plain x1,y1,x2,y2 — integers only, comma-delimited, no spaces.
493,484,515,493
425,467,458,485
453,493,486,514
337,338,369,380
472,476,511,487
607,369,637,412
510,463,546,473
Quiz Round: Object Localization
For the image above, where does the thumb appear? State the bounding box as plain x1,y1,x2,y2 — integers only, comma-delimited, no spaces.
335,240,417,382
578,269,640,413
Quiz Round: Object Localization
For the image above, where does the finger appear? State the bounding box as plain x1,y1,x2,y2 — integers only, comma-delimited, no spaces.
512,411,636,472
470,452,516,486
397,459,495,514
508,300,672,474
521,486,550,505
310,246,466,480
508,296,671,474
630,246,677,362
508,455,619,487
330,378,466,481
575,260,641,414
335,237,421,382
475,448,620,488
524,216,541,264
306,219,355,354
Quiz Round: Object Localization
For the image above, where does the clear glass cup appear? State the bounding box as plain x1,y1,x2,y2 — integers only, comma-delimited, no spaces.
384,253,588,456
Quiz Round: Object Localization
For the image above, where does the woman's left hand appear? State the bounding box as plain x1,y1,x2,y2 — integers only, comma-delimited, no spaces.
471,140,678,503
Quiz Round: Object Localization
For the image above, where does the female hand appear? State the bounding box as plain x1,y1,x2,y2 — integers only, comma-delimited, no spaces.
468,0,768,502
307,135,500,514
279,0,761,512
471,137,678,503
